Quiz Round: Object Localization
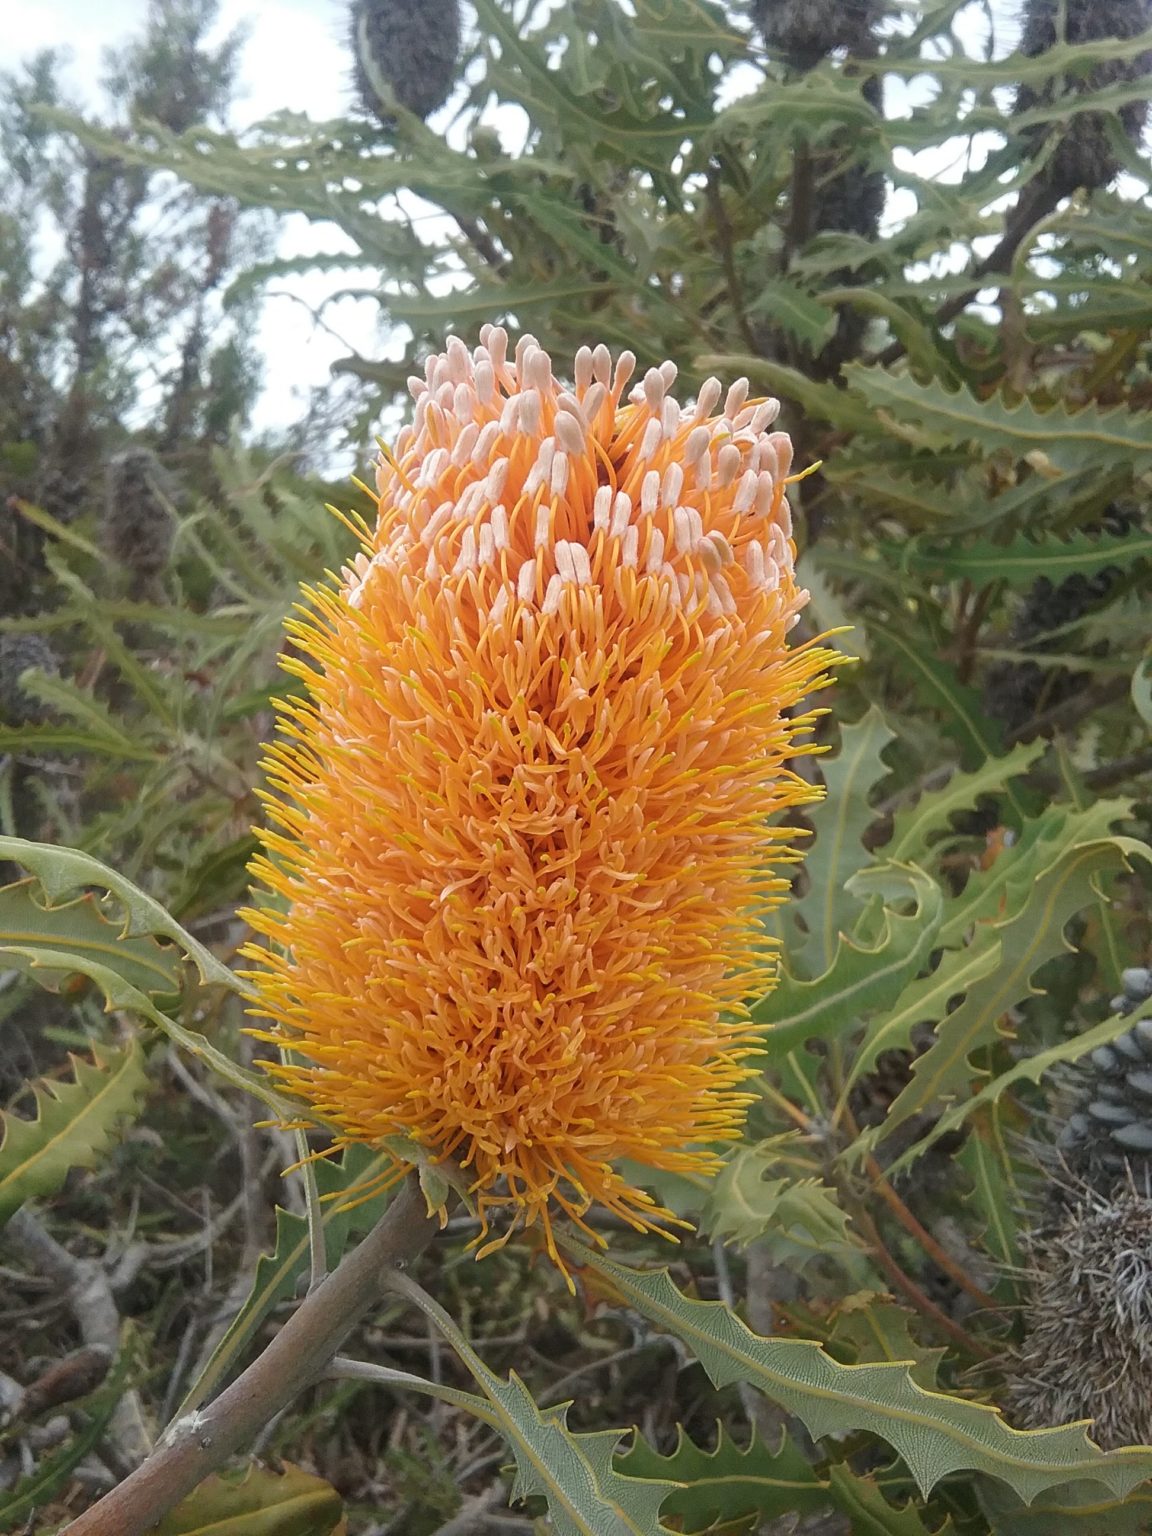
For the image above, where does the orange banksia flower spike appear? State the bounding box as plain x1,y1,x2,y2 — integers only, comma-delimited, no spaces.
243,330,837,1270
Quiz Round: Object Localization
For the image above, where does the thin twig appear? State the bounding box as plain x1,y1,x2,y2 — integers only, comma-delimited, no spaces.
6,1209,151,1464
428,1483,507,1536
863,1154,1001,1312
454,214,508,274
1083,747,1152,794
61,1177,443,1536
852,1209,995,1360
1005,675,1128,745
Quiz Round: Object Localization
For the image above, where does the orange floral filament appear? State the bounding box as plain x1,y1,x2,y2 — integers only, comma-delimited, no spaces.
243,330,836,1267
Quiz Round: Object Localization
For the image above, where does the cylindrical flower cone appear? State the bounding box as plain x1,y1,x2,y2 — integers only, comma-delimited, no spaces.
243,330,837,1267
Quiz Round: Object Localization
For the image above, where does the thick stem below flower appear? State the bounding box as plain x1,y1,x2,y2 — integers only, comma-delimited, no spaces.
62,1176,441,1536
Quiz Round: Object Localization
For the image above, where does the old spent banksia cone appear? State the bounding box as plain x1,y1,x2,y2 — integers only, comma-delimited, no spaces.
242,329,836,1269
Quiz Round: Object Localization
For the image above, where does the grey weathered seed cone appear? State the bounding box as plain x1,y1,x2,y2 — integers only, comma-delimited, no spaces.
0,633,58,727
1014,0,1152,198
350,0,462,123
102,448,178,590
1008,1184,1152,1448
1056,967,1152,1184
750,0,884,68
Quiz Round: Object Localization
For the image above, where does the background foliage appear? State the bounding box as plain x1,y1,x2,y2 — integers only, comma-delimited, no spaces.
1,0,1151,1531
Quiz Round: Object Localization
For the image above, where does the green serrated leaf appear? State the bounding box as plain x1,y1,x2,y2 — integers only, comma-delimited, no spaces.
0,1043,149,1226
796,553,863,658
882,28,1152,86
1016,277,1152,343
830,1294,945,1389
915,990,1152,1173
875,836,1151,1156
563,1243,1152,1503
752,280,838,350
895,529,1152,588
0,880,181,997
846,368,1152,477
472,0,710,172
0,839,237,991
706,1135,861,1266
615,1160,714,1223
884,839,1138,1130
754,864,943,1053
827,1464,953,1535
0,670,165,759
824,468,958,525
154,1462,343,1536
979,1478,1152,1534
958,1105,1025,1285
845,932,1002,1093
177,1145,395,1416
1046,201,1152,264
824,287,960,384
395,1276,677,1534
885,743,1046,864
617,1424,830,1533
695,354,879,434
936,800,1134,950
788,707,897,975
0,839,295,1117
868,621,1010,776
0,928,283,1115
0,724,163,759
483,1379,676,1536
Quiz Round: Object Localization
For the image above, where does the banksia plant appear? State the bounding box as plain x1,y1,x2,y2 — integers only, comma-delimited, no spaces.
102,448,179,596
1015,0,1152,200
243,330,836,1268
350,0,462,124
0,633,58,727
